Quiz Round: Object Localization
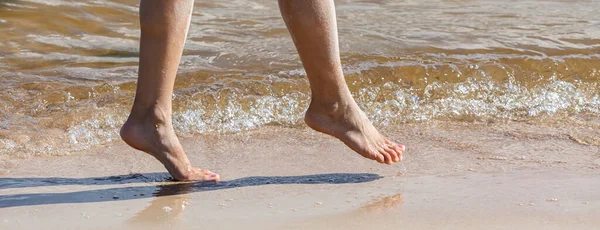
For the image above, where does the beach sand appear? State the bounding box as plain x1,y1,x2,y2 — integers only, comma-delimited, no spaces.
1,0,599,229
1,121,599,230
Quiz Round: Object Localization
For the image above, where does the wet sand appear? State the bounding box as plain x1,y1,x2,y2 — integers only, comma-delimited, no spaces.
1,121,599,230
1,0,599,229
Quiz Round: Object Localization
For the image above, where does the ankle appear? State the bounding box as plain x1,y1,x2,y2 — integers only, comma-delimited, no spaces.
127,104,172,126
307,95,356,118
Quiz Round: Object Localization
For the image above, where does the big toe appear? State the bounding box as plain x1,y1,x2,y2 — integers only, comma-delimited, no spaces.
184,168,220,182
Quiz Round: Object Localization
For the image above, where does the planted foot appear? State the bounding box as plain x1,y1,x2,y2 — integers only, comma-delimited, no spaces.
120,106,219,182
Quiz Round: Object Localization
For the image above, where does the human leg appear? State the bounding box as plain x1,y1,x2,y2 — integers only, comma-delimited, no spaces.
120,0,219,181
278,0,405,164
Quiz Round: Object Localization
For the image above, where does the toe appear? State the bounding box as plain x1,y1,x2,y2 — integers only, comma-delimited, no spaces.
186,168,220,182
386,147,401,162
396,144,406,161
371,148,386,163
398,144,406,151
200,170,220,182
205,173,220,182
388,141,405,161
382,145,399,162
377,146,393,165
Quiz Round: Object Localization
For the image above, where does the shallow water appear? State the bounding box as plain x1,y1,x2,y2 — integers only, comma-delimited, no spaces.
0,0,599,156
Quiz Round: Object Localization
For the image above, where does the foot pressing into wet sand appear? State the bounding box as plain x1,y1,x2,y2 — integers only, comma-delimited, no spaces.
120,106,219,182
121,0,218,182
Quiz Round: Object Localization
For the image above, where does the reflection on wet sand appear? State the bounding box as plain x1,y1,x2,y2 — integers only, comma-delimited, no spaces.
358,193,403,214
278,192,405,230
128,183,404,229
126,179,403,228
128,183,194,228
126,176,400,228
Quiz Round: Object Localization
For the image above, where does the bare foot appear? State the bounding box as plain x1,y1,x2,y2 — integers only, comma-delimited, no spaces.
120,106,219,182
304,99,405,165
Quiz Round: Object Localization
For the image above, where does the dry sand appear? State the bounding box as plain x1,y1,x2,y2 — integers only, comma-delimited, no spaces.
1,121,599,230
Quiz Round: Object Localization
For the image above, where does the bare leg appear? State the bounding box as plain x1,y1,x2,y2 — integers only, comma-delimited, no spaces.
278,0,405,164
120,0,219,181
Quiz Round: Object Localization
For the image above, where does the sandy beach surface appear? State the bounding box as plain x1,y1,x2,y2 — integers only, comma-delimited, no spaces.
1,0,599,229
1,121,599,230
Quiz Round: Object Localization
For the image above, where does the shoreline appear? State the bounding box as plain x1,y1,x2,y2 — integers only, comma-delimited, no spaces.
1,121,599,229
